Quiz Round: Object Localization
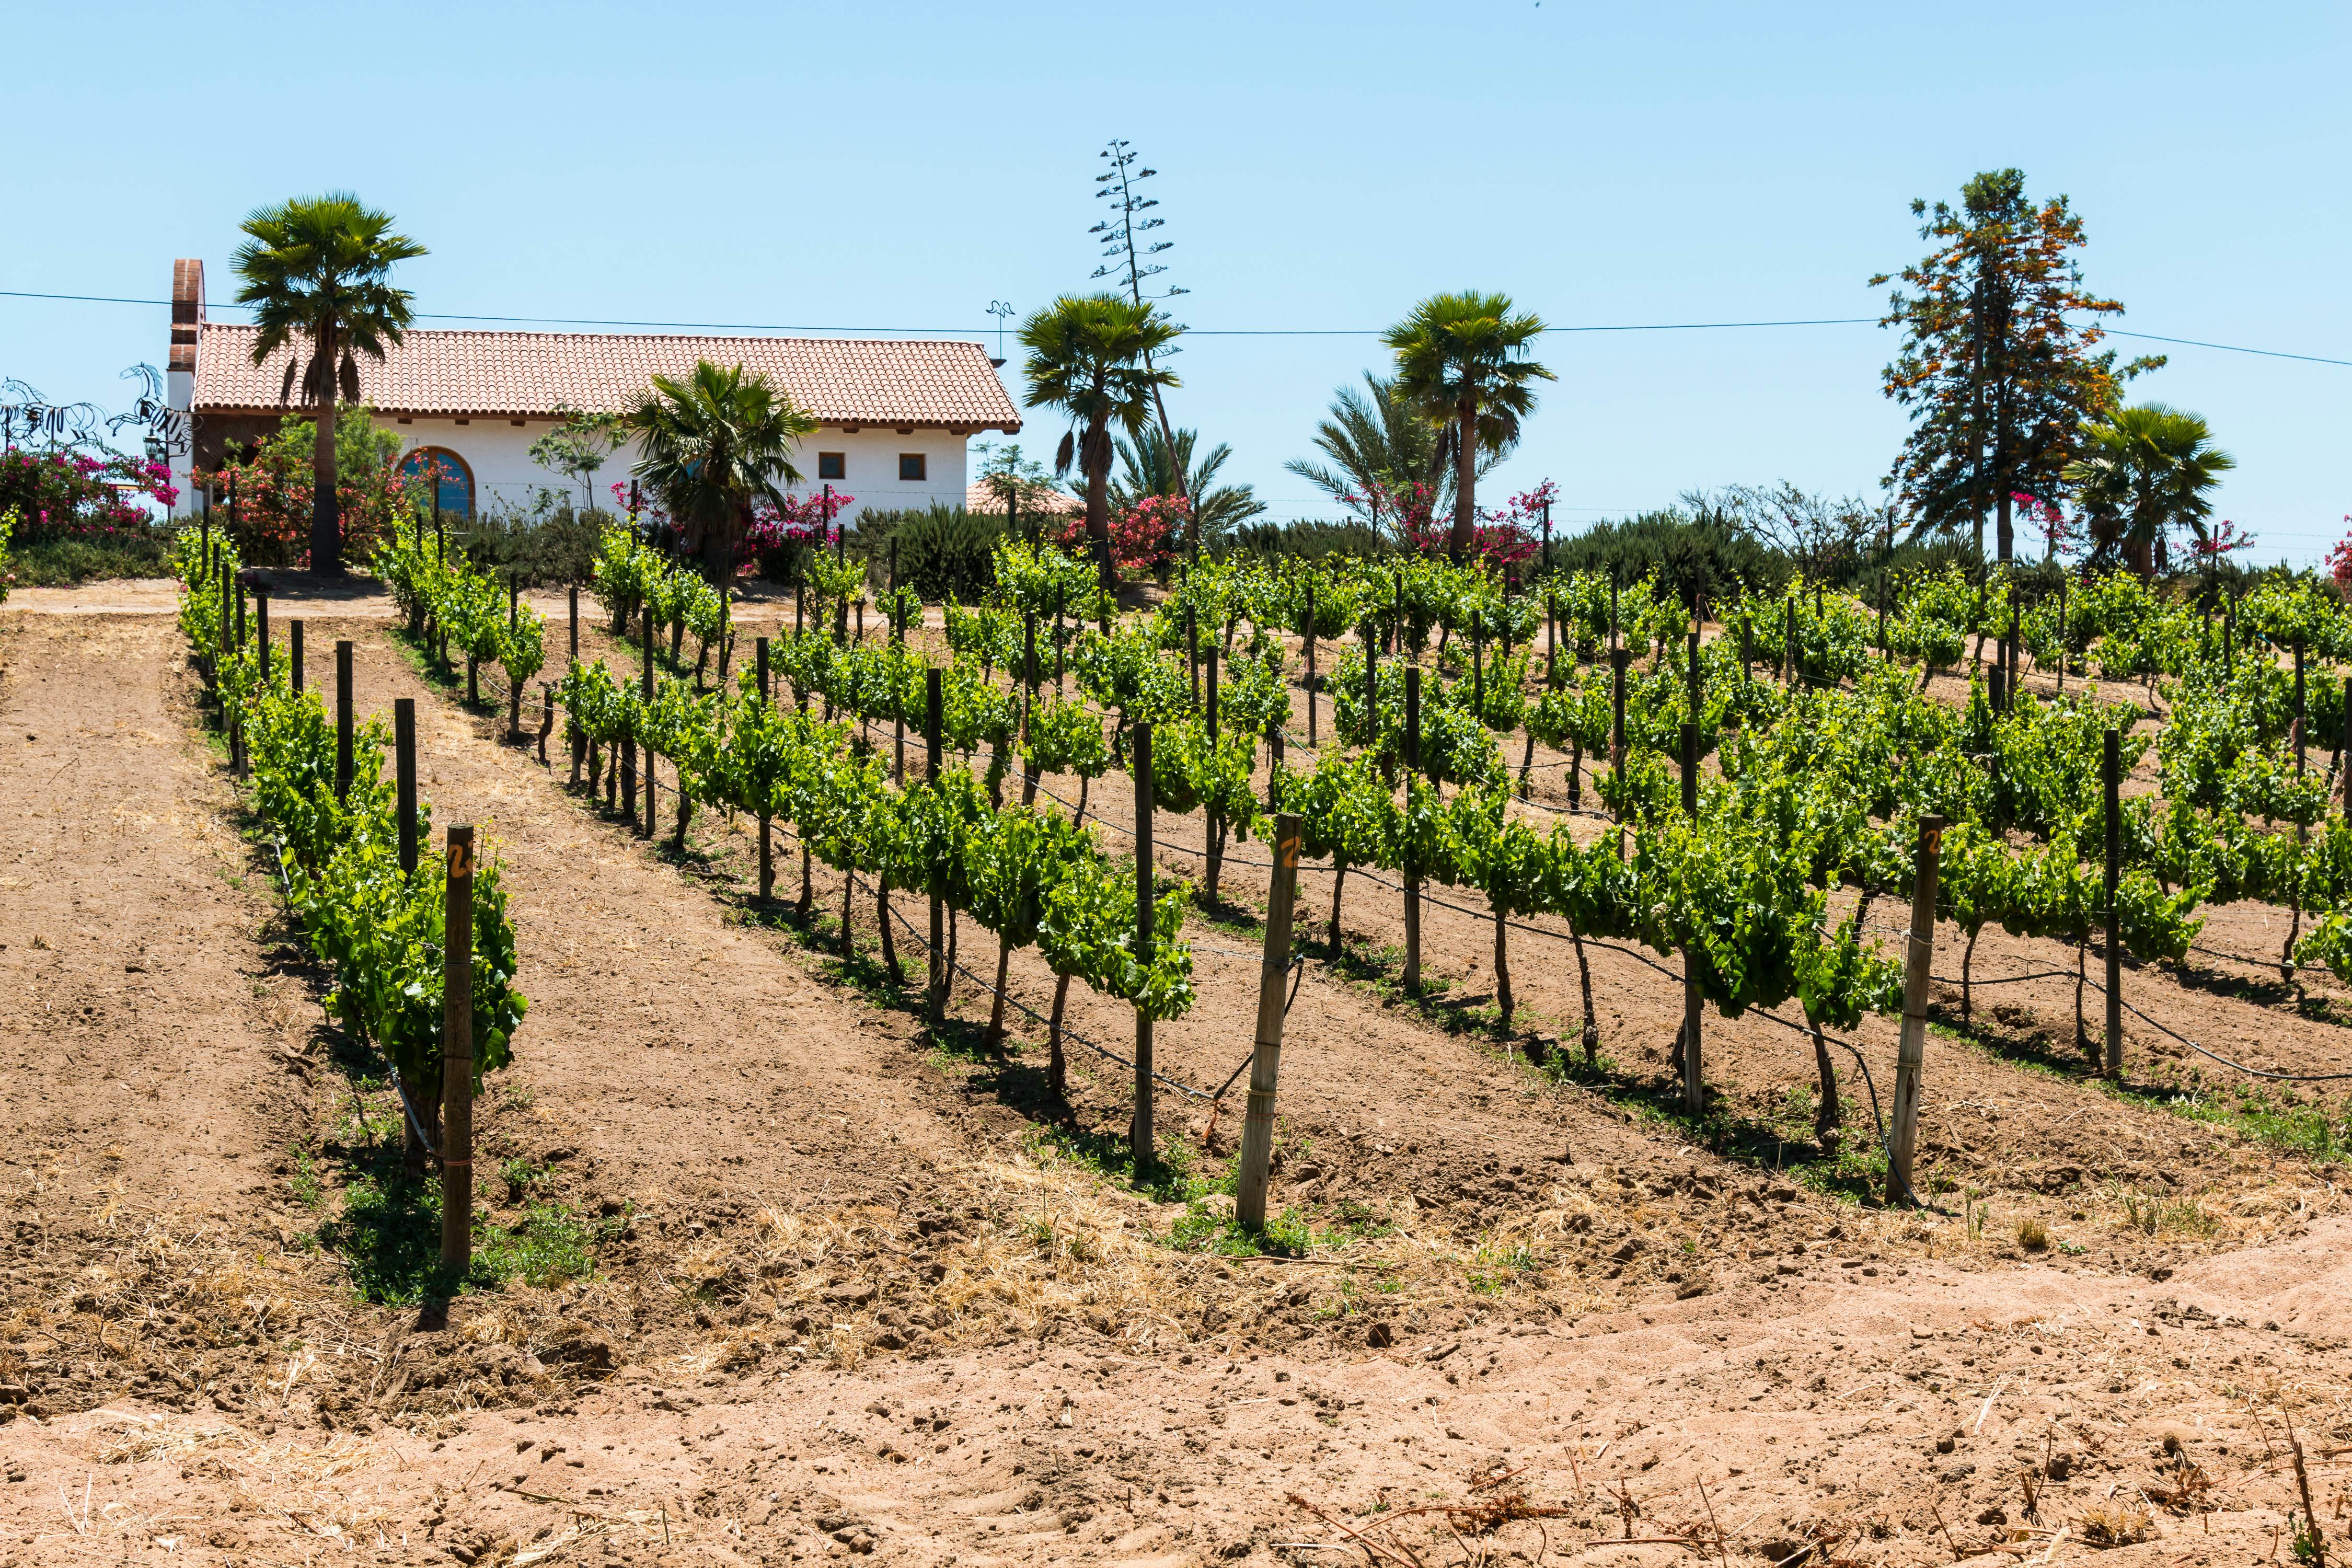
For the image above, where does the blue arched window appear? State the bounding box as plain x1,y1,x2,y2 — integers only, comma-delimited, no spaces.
399,446,474,515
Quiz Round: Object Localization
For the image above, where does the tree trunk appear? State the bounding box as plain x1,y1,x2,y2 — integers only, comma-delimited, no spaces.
1962,925,1978,1028
986,937,1011,1052
310,346,342,577
671,787,691,852
1328,861,1348,953
1450,394,1477,561
1995,487,2014,565
1073,774,1090,829
841,868,855,959
1572,930,1598,1064
1048,972,1071,1101
878,880,903,985
1086,417,1113,593
1811,1021,1841,1149
1493,908,1513,1028
798,846,812,918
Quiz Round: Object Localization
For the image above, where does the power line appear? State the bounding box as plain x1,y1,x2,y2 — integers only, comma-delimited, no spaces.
5,287,2347,366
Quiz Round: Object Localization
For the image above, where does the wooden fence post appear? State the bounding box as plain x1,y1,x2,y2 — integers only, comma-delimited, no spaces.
1236,812,1303,1228
2340,675,2352,808
1132,721,1157,1164
1186,605,1200,711
440,825,476,1277
1681,631,1704,1114
926,667,946,1027
2104,729,2124,1079
1887,813,1945,1205
335,640,355,801
289,619,304,696
1403,665,1422,995
256,590,270,696
637,607,655,838
395,699,418,875
1304,578,1318,748
755,637,774,902
230,578,247,776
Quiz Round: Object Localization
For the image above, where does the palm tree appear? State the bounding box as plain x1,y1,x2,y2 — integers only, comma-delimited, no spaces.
232,193,427,575
1019,294,1180,585
1110,427,1265,549
1382,292,1554,559
627,360,816,581
1284,371,1498,535
2063,404,2234,578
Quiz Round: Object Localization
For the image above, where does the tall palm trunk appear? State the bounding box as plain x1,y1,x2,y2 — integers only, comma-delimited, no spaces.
1450,393,1478,562
311,323,342,575
1085,417,1113,592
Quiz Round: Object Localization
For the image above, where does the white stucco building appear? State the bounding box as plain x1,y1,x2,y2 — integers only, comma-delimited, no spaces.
164,259,1021,522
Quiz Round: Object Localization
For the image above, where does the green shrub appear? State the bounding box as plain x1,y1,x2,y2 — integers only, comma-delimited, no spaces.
1226,519,1392,562
1546,509,1785,607
448,496,607,586
857,505,1005,602
6,521,180,585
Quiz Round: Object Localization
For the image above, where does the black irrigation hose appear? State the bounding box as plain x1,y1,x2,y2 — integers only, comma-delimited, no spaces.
2073,969,2352,1083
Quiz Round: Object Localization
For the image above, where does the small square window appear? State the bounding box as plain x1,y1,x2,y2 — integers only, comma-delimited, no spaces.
898,453,927,482
817,452,845,480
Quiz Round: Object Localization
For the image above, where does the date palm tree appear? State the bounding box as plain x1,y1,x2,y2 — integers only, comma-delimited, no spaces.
627,360,816,581
1110,426,1265,549
2062,403,2234,578
1284,371,1496,536
1382,292,1553,559
1019,294,1179,585
232,193,427,575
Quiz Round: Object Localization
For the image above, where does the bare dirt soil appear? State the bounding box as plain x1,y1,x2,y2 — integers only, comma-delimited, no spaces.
3,589,2349,1568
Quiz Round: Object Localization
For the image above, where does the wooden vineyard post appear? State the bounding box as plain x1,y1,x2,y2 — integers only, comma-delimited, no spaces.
567,587,583,787
1681,632,1703,1114
256,590,270,697
756,637,774,903
505,574,524,743
335,641,355,801
440,825,476,1277
1236,811,1303,1228
1205,652,1222,902
1609,647,1631,857
1131,721,1157,1164
1185,605,1200,710
925,667,946,1028
2056,572,2070,692
2103,729,2123,1079
2294,640,2308,775
620,616,640,821
1887,813,1945,1205
395,699,418,874
2341,676,2351,808
1989,660,2006,713
230,577,247,776
1403,665,1422,995
717,585,731,682
289,619,304,696
1304,578,1318,747
638,607,655,839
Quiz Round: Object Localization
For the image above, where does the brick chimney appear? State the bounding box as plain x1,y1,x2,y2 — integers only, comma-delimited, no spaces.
166,260,203,514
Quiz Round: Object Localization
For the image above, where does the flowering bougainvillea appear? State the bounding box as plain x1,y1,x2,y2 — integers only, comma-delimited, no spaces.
0,445,179,538
1051,493,1187,574
200,407,409,568
1342,476,1539,566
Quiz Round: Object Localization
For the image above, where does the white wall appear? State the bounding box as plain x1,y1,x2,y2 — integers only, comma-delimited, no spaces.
383,418,972,521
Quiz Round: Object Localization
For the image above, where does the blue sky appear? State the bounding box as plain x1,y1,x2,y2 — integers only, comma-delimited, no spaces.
5,0,2345,559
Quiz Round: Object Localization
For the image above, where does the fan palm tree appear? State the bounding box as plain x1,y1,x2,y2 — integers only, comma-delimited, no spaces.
2062,404,2234,578
1284,371,1497,535
232,193,427,575
1382,292,1554,559
627,360,816,581
1019,294,1180,584
1110,426,1265,549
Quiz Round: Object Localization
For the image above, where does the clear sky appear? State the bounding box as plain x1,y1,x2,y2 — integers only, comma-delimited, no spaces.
4,0,2345,560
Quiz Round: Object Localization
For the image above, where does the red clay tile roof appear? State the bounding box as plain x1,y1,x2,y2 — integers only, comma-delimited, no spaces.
964,480,1082,514
192,322,1021,432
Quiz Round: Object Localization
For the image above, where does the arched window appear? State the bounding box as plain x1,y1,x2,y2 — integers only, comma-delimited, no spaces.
399,446,475,515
